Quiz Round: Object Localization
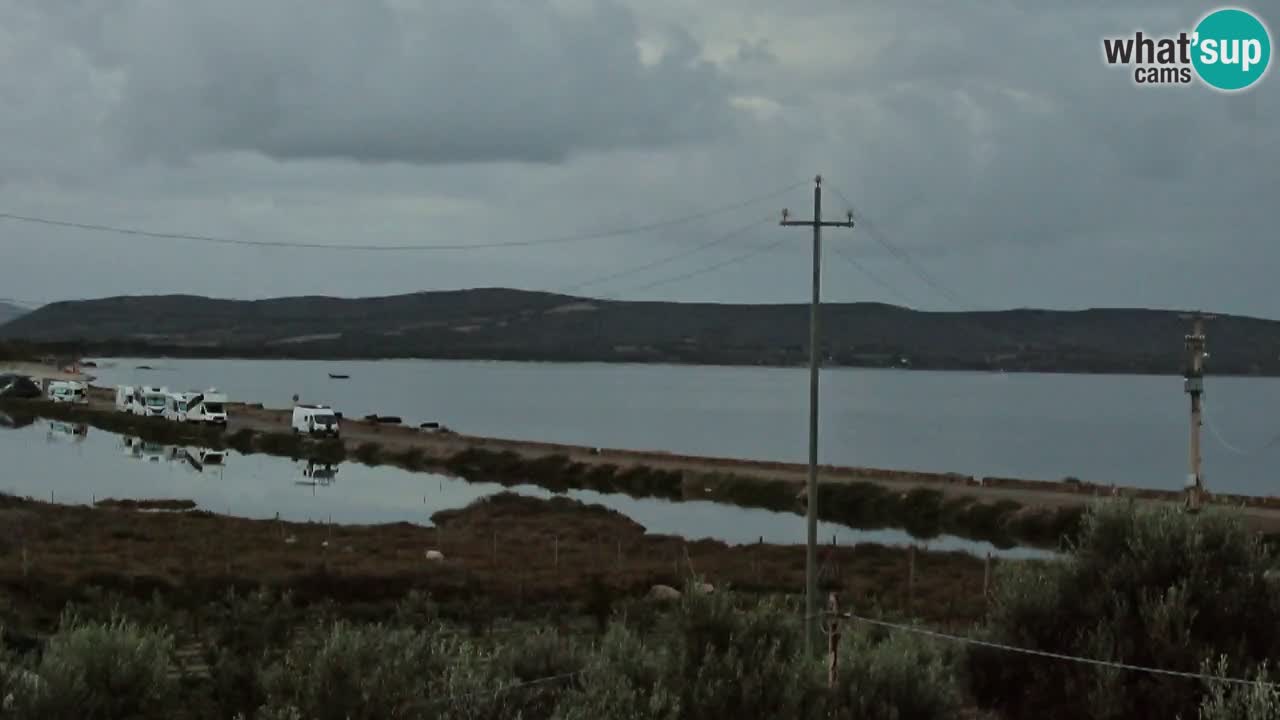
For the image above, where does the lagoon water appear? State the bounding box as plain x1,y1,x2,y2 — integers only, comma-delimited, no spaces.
87,358,1280,495
0,418,1039,558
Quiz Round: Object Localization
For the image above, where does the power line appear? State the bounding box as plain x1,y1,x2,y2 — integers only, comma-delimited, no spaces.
0,180,806,253
824,184,979,310
0,218,772,310
615,231,788,295
827,245,918,309
1203,402,1280,456
837,612,1277,688
557,216,772,295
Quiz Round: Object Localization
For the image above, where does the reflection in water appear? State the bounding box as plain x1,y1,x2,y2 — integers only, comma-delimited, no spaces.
297,461,339,489
46,421,88,444
118,436,227,477
0,421,1046,558
0,411,36,430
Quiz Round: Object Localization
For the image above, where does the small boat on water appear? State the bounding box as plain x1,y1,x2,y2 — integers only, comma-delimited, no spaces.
328,373,350,380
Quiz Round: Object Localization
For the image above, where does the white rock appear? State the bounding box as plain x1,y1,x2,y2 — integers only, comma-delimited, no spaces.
425,549,445,562
647,584,681,601
693,582,715,595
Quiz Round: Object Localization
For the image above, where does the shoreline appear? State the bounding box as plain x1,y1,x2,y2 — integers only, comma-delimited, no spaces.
76,350,1280,378
8,388,1280,548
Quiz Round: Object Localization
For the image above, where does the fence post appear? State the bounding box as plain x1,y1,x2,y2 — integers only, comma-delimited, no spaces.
616,538,622,568
983,552,991,605
554,535,560,570
827,593,840,689
492,531,498,567
908,545,916,614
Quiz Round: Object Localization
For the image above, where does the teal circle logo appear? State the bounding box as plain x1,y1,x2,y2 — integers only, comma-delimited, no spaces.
1192,8,1271,91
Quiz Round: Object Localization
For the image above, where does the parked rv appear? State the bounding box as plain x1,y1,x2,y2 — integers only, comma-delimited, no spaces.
115,385,141,413
133,387,169,417
183,389,229,425
291,404,340,438
163,391,199,422
46,381,88,404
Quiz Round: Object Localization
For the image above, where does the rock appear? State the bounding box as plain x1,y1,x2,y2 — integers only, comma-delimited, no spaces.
647,584,681,601
693,582,715,595
425,549,445,562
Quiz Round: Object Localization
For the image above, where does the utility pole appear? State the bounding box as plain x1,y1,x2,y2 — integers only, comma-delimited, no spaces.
1180,311,1214,512
781,175,854,655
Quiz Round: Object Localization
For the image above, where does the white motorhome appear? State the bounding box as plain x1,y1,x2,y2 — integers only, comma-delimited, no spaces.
115,385,142,413
291,404,340,438
163,391,199,422
46,381,87,404
134,387,169,417
183,388,229,425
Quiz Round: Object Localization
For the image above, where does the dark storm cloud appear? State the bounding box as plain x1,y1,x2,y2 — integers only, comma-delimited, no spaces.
78,0,736,166
1,0,1278,318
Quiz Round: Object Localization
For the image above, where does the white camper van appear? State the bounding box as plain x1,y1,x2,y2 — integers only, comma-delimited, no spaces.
164,391,199,422
115,385,141,413
134,387,169,417
183,389,229,425
291,404,340,438
47,381,88,404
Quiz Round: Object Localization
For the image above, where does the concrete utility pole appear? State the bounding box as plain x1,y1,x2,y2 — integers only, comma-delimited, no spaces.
1181,312,1214,512
780,175,854,655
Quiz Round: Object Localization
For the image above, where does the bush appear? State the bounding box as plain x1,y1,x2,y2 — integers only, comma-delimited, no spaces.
970,500,1280,720
257,620,442,720
352,441,382,465
830,623,962,719
556,625,680,720
1196,659,1280,720
6,613,177,720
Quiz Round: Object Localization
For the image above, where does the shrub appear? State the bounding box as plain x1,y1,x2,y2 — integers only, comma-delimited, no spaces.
829,623,962,719
308,438,347,464
257,620,443,720
352,441,382,465
555,625,680,720
1196,659,1280,720
394,447,425,470
6,613,177,720
970,500,1280,720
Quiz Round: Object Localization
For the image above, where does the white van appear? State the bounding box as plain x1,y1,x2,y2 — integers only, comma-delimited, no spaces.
291,404,340,438
184,389,229,425
163,391,199,422
134,387,169,417
47,381,88,404
115,385,141,413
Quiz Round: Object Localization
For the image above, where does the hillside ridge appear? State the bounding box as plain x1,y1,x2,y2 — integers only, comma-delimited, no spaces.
3,288,1277,375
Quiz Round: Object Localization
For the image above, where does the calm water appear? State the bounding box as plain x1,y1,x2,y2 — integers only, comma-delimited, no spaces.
0,419,1039,557
87,358,1280,495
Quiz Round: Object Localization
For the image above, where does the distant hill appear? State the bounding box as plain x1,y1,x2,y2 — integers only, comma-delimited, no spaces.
0,302,29,327
3,288,1278,375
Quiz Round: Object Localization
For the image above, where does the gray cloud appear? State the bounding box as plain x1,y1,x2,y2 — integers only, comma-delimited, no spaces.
0,0,1278,320
76,0,736,166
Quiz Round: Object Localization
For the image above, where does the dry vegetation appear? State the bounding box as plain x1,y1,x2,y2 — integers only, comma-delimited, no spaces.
0,492,992,632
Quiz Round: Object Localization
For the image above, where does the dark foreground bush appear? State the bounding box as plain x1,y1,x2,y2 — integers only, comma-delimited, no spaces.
3,613,177,720
970,500,1280,720
2,587,966,720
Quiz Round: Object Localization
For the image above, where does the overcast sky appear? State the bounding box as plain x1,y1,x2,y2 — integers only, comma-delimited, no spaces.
1,0,1277,316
